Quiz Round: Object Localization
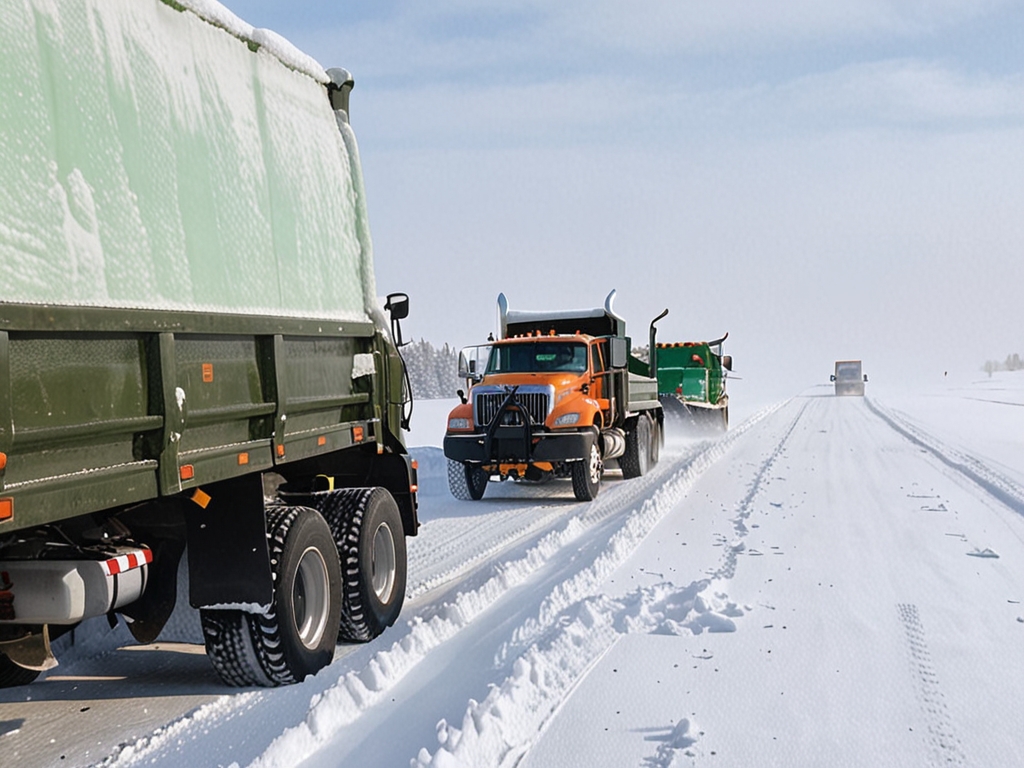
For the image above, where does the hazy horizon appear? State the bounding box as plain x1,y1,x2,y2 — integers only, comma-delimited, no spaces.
225,0,1023,396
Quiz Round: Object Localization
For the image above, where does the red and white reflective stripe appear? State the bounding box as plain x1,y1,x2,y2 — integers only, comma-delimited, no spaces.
100,548,153,577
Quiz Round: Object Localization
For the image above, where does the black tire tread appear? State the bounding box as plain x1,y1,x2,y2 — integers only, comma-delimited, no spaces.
202,506,338,687
0,654,42,688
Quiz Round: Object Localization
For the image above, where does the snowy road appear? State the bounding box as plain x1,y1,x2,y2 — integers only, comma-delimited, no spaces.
3,381,1024,767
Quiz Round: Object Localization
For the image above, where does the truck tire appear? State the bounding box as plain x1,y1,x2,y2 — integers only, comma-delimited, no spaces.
326,488,408,642
0,654,41,687
571,441,602,501
650,416,661,467
448,459,488,500
621,415,651,479
201,505,342,686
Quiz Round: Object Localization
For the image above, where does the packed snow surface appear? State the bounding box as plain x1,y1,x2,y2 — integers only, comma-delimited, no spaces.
3,373,1024,767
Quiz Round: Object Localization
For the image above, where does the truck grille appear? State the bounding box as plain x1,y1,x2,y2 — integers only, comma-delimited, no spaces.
475,391,549,427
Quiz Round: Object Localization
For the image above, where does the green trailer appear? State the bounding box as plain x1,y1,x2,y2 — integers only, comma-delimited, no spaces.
0,0,417,688
649,330,732,431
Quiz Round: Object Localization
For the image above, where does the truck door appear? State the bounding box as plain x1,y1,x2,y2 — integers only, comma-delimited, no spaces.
590,341,610,423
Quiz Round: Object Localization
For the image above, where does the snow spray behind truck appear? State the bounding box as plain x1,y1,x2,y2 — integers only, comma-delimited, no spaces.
0,0,417,687
444,292,663,501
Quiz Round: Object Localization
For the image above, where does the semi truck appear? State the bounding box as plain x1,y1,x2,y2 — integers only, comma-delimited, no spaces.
650,333,732,431
443,292,663,502
831,360,868,396
0,0,417,688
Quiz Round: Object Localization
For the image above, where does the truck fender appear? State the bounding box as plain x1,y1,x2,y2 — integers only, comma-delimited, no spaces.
183,474,274,611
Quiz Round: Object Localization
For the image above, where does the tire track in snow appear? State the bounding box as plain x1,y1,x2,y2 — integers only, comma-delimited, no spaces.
896,604,967,766
866,398,1024,518
710,399,809,581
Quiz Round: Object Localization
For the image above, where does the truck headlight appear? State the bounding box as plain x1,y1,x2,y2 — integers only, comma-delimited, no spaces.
553,412,580,426
448,417,471,430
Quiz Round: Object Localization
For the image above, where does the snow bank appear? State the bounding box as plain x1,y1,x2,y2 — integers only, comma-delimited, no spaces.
0,0,374,322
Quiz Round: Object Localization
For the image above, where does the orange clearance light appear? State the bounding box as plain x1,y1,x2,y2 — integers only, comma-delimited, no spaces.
191,488,211,509
410,484,419,493
352,426,364,442
411,459,419,470
238,452,249,465
202,363,214,383
0,498,12,522
0,453,6,471
276,444,285,457
180,464,195,480
317,435,327,446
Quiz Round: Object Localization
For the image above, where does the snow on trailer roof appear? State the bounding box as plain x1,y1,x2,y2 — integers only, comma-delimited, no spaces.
175,0,330,83
0,0,376,324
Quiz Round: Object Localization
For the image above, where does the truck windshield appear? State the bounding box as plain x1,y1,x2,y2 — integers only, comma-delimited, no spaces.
835,362,862,380
487,342,589,374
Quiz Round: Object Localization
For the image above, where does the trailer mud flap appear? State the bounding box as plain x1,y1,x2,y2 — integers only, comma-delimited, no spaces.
184,475,273,610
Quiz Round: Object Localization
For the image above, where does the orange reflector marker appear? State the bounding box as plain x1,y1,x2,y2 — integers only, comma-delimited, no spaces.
276,444,285,457
0,498,12,522
0,453,7,471
352,426,364,442
191,488,211,509
317,435,327,446
411,459,419,470
238,452,249,466
202,363,214,383
180,464,195,480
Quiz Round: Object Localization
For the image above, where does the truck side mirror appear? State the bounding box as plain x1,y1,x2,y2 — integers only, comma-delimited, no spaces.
385,292,409,320
722,355,733,371
384,293,410,347
609,337,628,369
458,346,488,383
863,374,868,382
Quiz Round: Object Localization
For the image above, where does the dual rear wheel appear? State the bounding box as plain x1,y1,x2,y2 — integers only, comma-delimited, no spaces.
201,487,406,686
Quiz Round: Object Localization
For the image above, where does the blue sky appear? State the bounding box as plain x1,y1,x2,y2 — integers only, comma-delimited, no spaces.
227,0,1024,395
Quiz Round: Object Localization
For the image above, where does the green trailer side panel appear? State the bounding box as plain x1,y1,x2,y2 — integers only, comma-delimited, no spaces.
0,308,384,533
656,343,725,406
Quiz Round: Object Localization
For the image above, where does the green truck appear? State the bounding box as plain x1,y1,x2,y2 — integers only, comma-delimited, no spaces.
0,0,417,688
647,329,732,431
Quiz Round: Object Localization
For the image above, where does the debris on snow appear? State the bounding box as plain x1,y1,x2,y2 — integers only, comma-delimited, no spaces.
966,547,1000,559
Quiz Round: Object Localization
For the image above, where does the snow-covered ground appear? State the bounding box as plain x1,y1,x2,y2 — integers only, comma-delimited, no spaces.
3,374,1024,767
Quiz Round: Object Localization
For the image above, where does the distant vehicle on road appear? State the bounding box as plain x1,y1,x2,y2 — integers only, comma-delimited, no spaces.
831,360,868,396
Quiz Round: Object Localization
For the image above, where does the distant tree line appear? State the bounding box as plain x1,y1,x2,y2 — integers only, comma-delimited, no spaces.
982,353,1023,376
403,339,460,399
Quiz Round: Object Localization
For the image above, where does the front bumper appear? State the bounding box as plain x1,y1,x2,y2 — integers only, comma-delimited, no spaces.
444,427,596,464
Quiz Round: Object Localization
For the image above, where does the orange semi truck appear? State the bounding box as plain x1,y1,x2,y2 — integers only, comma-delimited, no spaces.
443,293,663,501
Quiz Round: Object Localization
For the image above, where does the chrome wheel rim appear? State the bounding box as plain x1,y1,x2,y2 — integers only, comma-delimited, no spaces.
293,546,331,650
371,521,397,602
588,444,602,485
